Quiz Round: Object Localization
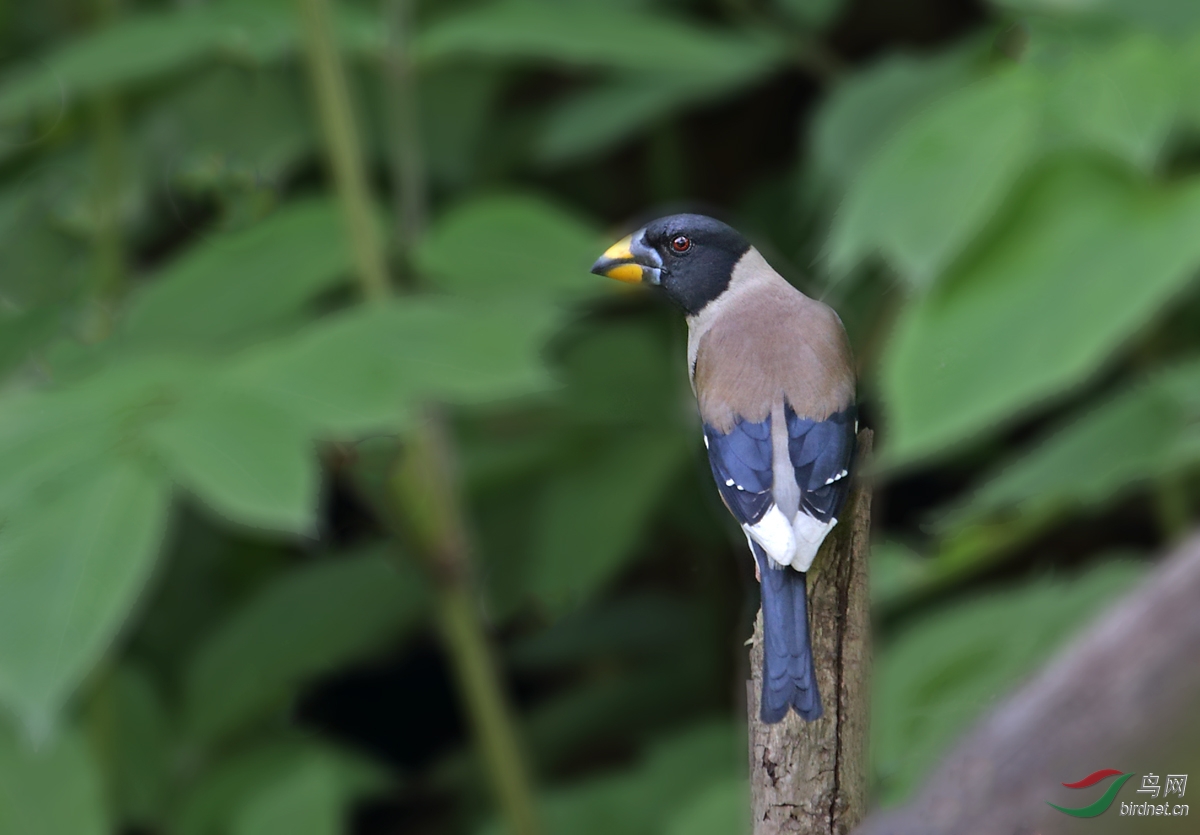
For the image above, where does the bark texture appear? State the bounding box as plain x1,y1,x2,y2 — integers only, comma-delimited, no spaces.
749,429,873,835
853,530,1200,835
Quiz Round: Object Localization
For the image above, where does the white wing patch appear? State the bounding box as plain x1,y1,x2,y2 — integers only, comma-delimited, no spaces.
791,514,836,572
743,505,837,572
741,505,795,569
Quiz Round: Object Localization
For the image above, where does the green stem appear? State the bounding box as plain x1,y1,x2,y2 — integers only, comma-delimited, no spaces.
85,0,126,342
390,414,541,835
385,0,427,272
295,0,391,302
439,585,541,835
304,1,539,827
388,415,544,835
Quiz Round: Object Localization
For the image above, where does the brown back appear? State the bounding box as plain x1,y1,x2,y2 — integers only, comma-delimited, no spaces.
693,272,855,433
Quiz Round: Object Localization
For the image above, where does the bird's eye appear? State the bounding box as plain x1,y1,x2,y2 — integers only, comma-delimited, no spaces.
671,235,691,253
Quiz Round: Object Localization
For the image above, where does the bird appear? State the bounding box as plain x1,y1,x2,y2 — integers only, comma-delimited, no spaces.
590,214,857,724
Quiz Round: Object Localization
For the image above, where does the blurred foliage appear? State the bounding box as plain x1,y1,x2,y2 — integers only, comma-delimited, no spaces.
872,559,1144,804
0,0,1198,833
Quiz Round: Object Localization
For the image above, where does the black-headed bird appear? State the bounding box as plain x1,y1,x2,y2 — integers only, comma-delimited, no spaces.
591,214,857,724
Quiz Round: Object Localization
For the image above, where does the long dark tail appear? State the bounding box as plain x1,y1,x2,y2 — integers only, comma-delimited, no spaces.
753,542,822,723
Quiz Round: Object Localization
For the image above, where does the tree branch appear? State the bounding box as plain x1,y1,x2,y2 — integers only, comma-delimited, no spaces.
749,429,873,834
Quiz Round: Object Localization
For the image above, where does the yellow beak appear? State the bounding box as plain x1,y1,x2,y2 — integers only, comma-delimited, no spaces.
590,232,661,285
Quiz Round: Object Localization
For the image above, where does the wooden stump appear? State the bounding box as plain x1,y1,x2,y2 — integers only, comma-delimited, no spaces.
748,429,872,835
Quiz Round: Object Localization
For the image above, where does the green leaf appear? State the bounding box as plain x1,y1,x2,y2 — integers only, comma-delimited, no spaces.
1045,34,1179,170
92,665,171,826
0,309,62,379
146,378,318,533
509,594,696,669
536,61,780,166
828,70,1039,286
174,737,385,835
811,49,976,189
873,561,1144,804
0,3,383,124
530,432,687,611
508,597,714,768
226,309,413,436
0,9,230,123
0,6,288,124
228,300,559,436
417,194,605,301
0,720,107,835
416,1,787,75
148,65,315,191
663,777,750,835
119,200,351,354
230,748,386,835
183,552,427,742
881,161,1200,467
537,76,685,166
0,181,88,311
0,458,169,736
480,722,742,835
0,357,207,518
1181,34,1200,129
0,393,114,514
556,321,686,427
232,758,341,835
871,541,931,608
991,0,1200,34
418,67,505,189
947,359,1200,526
776,0,843,28
522,652,715,771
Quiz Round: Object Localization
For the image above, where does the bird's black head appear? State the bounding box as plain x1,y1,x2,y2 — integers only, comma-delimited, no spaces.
590,213,752,315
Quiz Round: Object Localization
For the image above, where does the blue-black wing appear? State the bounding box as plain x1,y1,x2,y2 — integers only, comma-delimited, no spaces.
703,415,773,526
786,405,856,523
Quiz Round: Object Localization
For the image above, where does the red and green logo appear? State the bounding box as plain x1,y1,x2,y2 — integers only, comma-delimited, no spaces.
1047,769,1134,818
